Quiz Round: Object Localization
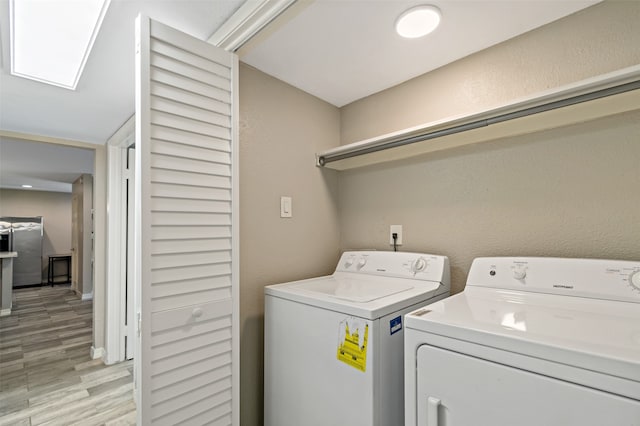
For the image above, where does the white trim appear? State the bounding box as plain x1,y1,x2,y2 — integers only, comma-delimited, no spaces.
0,308,11,317
104,116,135,366
135,14,152,424
208,0,296,51
0,129,99,148
231,52,240,425
92,148,107,362
81,291,94,301
90,346,106,360
105,144,125,365
107,115,135,148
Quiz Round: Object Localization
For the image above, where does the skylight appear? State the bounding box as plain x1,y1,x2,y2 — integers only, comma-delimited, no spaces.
10,0,111,90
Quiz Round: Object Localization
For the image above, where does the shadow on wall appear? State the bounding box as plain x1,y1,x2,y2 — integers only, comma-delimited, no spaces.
449,264,468,295
241,314,265,426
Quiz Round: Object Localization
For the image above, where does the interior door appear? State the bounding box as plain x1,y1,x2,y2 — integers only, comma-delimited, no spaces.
415,344,640,425
135,14,239,425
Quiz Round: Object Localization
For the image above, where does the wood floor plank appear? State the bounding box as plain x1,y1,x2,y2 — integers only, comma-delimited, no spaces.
0,396,28,416
87,375,133,396
0,285,136,425
29,383,133,425
104,406,137,426
73,358,103,371
68,399,136,426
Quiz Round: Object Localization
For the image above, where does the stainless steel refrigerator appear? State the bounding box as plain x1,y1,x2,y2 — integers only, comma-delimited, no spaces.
0,217,43,287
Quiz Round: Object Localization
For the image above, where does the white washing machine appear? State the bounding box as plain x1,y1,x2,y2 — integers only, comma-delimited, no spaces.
405,257,640,426
265,250,450,426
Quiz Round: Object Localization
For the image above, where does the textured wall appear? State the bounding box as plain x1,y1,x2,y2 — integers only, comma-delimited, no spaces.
341,1,640,144
239,1,640,423
337,1,640,293
239,64,341,426
0,189,72,283
339,111,640,294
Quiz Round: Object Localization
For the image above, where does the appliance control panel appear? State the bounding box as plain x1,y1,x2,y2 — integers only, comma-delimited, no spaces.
467,257,640,303
335,251,449,284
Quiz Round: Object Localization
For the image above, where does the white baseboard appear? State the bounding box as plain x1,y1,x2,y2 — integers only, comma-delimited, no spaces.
0,308,11,317
90,346,106,360
81,292,93,301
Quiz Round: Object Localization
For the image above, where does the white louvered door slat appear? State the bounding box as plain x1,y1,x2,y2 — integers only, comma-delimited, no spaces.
135,15,239,425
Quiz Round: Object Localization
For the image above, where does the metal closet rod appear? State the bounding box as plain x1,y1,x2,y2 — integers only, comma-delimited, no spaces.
317,80,640,166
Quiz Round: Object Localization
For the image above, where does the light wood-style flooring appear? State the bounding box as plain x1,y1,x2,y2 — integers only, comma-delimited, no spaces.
0,285,136,425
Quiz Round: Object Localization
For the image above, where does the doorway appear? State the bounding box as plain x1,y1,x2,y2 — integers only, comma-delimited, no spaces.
0,134,104,359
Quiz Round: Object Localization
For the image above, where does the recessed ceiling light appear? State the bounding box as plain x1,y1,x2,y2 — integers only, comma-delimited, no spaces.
21,184,33,188
9,0,111,90
395,5,441,39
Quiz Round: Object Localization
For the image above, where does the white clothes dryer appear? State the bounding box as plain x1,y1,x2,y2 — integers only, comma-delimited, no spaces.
405,257,640,426
265,251,450,426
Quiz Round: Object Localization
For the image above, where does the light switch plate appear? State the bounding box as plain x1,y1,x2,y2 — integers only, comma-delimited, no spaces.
280,196,292,218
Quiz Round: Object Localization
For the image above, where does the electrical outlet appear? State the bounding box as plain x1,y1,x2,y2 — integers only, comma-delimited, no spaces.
389,225,403,245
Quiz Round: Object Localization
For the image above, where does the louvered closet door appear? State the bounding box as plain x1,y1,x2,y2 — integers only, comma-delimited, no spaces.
135,15,239,425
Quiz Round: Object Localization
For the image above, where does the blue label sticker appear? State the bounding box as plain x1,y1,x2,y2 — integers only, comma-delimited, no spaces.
390,316,402,335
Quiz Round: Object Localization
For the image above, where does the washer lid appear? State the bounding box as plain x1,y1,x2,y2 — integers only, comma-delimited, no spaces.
266,273,444,319
405,286,640,384
292,276,414,302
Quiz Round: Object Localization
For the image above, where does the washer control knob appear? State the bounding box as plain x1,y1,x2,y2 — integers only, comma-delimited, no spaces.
513,267,527,280
344,256,355,268
412,257,428,274
357,257,367,269
630,271,640,290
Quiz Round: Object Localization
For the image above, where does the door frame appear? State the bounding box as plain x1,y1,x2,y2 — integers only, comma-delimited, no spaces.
104,116,135,364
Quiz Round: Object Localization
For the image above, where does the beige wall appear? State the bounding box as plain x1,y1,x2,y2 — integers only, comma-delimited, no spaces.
92,145,106,355
0,188,72,282
72,174,94,298
341,1,640,144
238,1,640,422
239,64,341,426
337,1,640,294
338,111,640,294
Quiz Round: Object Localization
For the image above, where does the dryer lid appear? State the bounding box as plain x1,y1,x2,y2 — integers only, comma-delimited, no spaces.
405,286,640,384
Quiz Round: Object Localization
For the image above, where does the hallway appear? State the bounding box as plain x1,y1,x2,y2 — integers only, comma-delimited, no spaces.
0,285,135,425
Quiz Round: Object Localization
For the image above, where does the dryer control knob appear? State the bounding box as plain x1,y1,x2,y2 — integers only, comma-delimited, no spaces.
412,257,428,274
630,271,640,290
513,267,527,280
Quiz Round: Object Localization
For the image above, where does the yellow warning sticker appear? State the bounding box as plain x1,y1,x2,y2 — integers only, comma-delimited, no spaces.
337,318,368,372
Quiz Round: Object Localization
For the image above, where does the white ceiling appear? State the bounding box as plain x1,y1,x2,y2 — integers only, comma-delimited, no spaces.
240,0,599,107
0,138,94,192
0,0,600,193
0,0,245,144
